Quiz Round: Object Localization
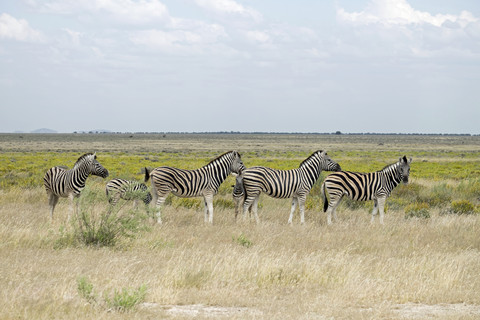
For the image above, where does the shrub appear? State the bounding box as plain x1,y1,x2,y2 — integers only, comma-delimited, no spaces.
404,202,431,219
173,198,202,210
448,200,476,215
77,276,147,312
77,276,97,303
233,233,253,248
214,198,235,210
422,183,452,207
73,187,148,247
104,285,147,312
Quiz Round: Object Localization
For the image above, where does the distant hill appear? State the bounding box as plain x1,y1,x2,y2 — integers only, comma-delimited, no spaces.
31,128,57,133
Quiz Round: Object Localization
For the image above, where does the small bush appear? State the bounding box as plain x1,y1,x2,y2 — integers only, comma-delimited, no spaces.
214,198,235,210
421,183,452,207
233,233,253,248
173,198,202,210
404,202,431,219
77,276,97,303
448,200,476,215
73,187,148,247
104,285,147,312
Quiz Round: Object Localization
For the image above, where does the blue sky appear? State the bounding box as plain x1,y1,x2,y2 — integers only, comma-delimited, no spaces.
1,0,479,133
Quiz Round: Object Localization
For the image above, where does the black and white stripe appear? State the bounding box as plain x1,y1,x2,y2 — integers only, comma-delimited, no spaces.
232,172,246,219
145,150,245,224
43,153,109,220
321,156,412,224
106,178,152,208
240,150,341,224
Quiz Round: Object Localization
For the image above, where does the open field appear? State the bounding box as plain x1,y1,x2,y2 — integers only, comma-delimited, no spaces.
1,133,480,319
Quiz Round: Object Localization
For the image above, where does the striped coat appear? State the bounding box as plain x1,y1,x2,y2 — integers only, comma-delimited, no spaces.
145,150,245,224
43,153,109,220
321,156,412,224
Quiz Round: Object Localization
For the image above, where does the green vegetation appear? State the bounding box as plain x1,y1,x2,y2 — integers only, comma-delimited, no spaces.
2,133,480,319
233,233,254,248
77,276,147,312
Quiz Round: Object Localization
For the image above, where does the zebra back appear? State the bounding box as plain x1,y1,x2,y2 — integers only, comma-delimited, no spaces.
106,178,152,205
323,156,412,202
242,150,341,199
148,150,245,197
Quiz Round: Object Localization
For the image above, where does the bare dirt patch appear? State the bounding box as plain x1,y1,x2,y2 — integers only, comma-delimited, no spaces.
141,303,262,318
394,303,480,319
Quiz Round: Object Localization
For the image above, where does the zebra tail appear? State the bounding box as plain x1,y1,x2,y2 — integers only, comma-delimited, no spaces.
144,167,151,183
321,182,328,212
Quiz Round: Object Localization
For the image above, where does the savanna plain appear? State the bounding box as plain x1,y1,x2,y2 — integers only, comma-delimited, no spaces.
1,133,480,319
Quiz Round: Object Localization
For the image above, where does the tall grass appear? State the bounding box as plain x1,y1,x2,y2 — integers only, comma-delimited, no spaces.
1,134,480,319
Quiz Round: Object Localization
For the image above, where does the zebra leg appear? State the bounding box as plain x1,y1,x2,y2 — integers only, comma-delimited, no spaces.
288,197,298,224
204,194,214,224
327,195,342,225
68,193,76,222
242,193,257,221
298,195,306,225
154,196,167,224
377,197,386,225
252,196,260,224
47,192,59,220
370,199,379,223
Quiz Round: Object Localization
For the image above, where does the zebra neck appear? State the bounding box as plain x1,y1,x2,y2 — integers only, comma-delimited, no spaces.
382,165,402,193
71,162,92,187
204,157,231,184
300,161,322,187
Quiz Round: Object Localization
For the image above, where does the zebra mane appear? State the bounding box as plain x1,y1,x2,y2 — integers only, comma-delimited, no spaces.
75,153,96,165
206,151,238,166
299,150,323,168
380,161,400,173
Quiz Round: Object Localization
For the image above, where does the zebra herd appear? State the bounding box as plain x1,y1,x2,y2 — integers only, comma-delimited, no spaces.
43,150,412,225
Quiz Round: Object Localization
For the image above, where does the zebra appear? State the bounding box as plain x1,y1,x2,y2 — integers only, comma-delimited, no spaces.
321,156,412,225
145,150,245,224
43,152,109,220
232,171,247,219
240,150,341,224
105,178,152,209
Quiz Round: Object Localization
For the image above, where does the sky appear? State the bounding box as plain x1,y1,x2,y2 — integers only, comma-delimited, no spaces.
1,0,479,134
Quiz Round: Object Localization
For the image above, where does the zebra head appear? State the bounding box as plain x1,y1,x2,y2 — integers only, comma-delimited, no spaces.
83,152,109,178
229,150,246,174
398,156,412,183
303,150,341,172
139,183,153,205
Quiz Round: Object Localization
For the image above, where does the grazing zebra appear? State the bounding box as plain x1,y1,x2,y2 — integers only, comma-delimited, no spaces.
240,150,341,224
43,153,109,220
145,150,245,224
105,178,152,209
321,156,412,225
232,172,246,218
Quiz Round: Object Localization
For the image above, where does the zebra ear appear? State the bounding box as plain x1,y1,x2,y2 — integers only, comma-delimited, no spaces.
408,157,412,164
93,152,97,159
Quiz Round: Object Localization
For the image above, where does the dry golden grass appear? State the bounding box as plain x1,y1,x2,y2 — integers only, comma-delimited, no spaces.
1,134,480,319
1,185,480,319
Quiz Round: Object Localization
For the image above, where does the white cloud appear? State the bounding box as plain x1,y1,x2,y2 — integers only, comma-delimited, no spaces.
40,0,170,25
335,0,480,59
244,30,270,44
0,13,45,42
194,0,262,22
130,22,228,52
337,0,477,27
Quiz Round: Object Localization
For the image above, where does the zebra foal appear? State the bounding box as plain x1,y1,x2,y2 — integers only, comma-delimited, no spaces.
145,150,245,224
321,156,412,224
239,150,341,224
43,152,109,220
106,178,152,209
